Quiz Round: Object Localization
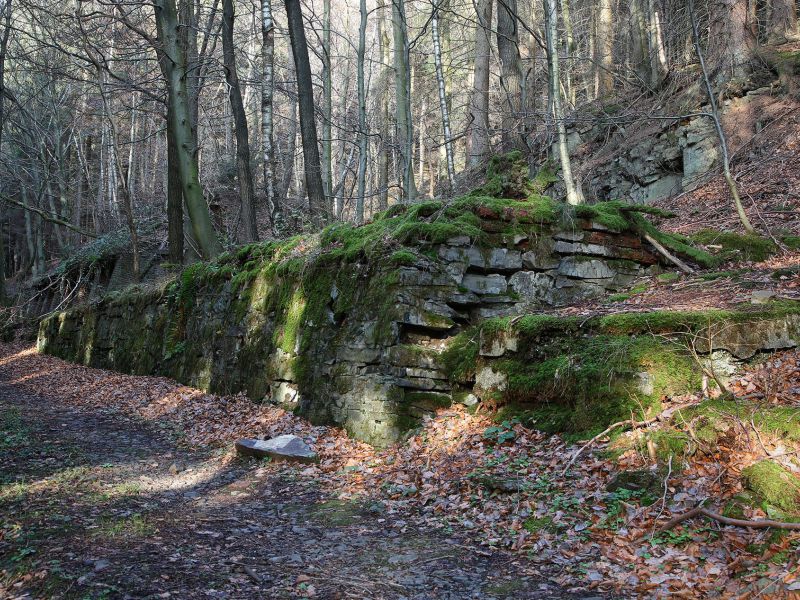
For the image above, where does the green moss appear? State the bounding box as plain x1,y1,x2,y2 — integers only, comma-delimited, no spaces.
691,229,778,263
573,202,631,232
781,235,800,250
389,250,418,266
514,314,580,336
493,335,700,436
606,293,632,303
742,460,800,514
657,272,680,284
772,265,800,280
675,398,800,447
440,330,480,384
699,270,743,281
639,429,696,461
530,161,558,194
523,515,555,533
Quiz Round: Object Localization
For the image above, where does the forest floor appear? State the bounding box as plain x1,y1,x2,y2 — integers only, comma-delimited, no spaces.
0,343,600,600
2,338,800,599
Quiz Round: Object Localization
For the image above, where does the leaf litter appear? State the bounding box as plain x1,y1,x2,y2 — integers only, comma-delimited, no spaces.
1,342,799,598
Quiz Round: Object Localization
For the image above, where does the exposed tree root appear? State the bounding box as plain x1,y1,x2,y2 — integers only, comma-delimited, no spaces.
638,506,800,541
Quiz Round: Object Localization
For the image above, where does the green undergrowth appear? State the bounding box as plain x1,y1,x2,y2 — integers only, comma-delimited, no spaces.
477,301,800,340
608,398,800,471
675,397,800,446
492,335,699,437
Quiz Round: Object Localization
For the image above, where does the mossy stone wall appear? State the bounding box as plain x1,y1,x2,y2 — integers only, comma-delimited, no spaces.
38,194,746,445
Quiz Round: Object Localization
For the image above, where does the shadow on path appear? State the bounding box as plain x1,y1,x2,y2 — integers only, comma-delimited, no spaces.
0,377,599,599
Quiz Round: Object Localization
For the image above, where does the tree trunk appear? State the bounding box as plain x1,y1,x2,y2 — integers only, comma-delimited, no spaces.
595,0,614,97
154,0,222,259
559,0,575,105
322,0,333,202
392,0,417,201
356,0,368,223
166,119,184,263
688,0,755,233
377,0,390,210
0,0,11,302
284,0,327,227
768,0,798,43
708,0,755,84
647,0,668,87
261,0,277,232
432,4,455,189
497,0,525,151
544,0,582,205
466,0,492,167
222,0,258,242
630,0,651,86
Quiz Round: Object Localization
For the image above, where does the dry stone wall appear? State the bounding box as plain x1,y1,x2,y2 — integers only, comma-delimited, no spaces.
38,208,683,445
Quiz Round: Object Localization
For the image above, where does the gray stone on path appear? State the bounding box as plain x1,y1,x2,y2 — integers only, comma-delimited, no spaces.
235,434,319,464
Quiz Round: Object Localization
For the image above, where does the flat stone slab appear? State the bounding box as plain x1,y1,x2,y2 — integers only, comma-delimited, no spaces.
235,435,319,464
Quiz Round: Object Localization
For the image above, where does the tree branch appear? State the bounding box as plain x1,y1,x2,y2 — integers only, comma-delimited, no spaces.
0,194,97,238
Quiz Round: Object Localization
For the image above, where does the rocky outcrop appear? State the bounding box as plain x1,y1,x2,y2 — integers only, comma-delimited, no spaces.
571,88,781,204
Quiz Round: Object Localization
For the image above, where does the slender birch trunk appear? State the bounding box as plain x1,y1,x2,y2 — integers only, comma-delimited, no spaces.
355,0,368,223
688,0,755,233
261,0,276,230
431,4,455,189
376,0,390,210
544,0,582,205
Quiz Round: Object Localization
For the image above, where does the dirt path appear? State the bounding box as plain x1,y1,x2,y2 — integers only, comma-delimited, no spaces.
0,364,595,599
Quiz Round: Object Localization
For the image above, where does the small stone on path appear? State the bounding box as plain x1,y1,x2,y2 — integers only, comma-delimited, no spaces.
235,435,319,464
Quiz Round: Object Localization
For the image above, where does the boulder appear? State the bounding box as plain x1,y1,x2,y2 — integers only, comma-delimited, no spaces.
235,435,319,464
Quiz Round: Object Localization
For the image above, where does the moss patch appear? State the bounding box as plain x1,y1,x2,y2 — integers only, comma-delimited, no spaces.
741,460,800,514
691,229,778,263
494,335,699,436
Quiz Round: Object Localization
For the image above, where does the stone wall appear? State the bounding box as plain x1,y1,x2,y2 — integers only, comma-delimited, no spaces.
40,198,679,444
45,194,800,445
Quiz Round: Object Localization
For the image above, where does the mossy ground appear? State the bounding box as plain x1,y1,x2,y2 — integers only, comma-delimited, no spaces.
741,460,800,514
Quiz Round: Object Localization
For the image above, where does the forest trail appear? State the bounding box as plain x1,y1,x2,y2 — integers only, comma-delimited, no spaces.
0,350,592,600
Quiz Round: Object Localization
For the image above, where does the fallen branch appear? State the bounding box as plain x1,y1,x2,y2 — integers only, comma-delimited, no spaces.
562,401,700,475
638,506,800,540
642,232,695,275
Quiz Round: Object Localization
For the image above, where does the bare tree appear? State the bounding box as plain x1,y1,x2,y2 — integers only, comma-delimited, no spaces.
154,0,222,258
688,0,755,233
222,0,258,242
466,0,492,167
393,0,417,200
285,0,327,226
261,0,276,231
431,3,455,189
